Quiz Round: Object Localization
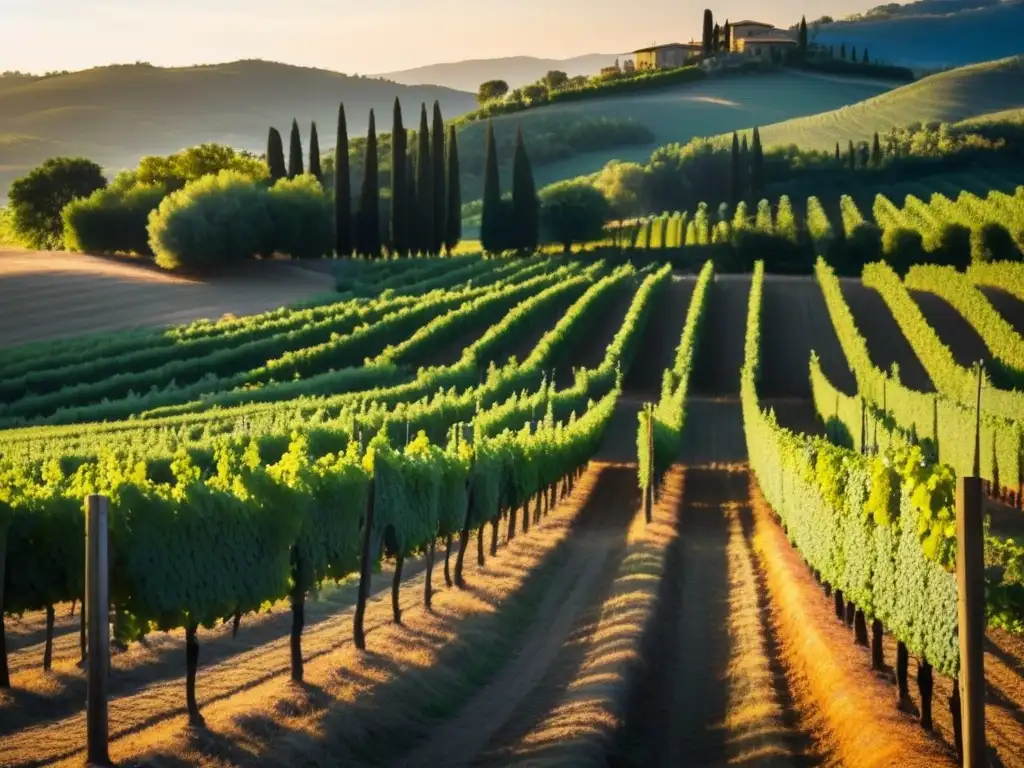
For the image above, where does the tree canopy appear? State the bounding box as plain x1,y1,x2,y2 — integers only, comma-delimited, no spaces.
9,157,107,249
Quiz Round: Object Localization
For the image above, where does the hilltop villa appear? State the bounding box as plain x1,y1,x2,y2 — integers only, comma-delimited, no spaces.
729,20,798,58
632,42,702,70
631,20,796,68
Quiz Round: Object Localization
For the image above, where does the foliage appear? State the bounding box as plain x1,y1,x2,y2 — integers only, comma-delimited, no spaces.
9,157,107,249
538,180,612,252
267,175,333,260
147,171,273,271
63,183,167,256
133,143,268,192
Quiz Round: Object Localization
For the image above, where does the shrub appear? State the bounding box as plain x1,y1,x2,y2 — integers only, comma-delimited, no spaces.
148,171,273,271
933,222,972,270
842,222,883,274
8,157,107,249
63,182,168,255
267,175,333,259
539,180,612,252
970,222,1020,264
882,227,926,276
133,144,268,192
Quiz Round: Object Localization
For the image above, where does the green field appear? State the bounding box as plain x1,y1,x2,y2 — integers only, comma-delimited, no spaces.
482,71,896,192
748,56,1024,151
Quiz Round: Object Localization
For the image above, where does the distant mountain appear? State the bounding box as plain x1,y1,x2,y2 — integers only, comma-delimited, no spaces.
810,0,1024,71
0,60,477,197
378,54,625,92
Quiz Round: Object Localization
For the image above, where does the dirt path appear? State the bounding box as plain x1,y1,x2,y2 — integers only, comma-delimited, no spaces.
690,276,751,396
0,251,334,348
623,276,695,398
839,280,935,392
982,287,1024,337
611,463,815,768
397,462,640,768
555,282,635,381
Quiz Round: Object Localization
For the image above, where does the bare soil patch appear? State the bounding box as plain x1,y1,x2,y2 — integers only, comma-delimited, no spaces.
690,276,751,397
0,251,333,348
623,276,695,397
555,282,635,381
838,280,935,392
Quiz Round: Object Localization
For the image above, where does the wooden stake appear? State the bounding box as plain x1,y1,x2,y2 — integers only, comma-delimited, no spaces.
86,494,112,765
957,475,986,767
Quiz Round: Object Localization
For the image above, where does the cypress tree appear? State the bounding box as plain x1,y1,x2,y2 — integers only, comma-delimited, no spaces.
847,140,856,170
390,98,407,256
730,131,741,205
750,127,764,200
480,120,503,254
863,48,870,64
835,142,841,163
511,127,539,254
840,43,846,59
722,20,731,52
267,127,287,182
309,122,322,182
798,16,808,60
432,102,446,254
871,132,883,167
445,125,462,255
416,104,434,254
851,45,858,62
713,23,721,54
334,104,352,257
406,149,417,252
702,9,714,56
357,110,380,257
741,134,749,154
288,118,304,179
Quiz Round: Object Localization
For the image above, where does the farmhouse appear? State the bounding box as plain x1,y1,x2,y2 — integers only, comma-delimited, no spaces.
632,42,702,70
727,19,798,60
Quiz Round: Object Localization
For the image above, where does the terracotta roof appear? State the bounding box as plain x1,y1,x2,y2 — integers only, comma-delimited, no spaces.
731,20,775,27
632,42,702,53
741,35,798,45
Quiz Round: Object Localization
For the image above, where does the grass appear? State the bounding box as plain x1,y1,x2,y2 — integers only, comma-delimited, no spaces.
745,56,1024,151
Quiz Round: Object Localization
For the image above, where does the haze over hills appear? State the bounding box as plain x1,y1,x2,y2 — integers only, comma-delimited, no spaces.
378,53,625,92
811,0,1024,70
0,59,476,196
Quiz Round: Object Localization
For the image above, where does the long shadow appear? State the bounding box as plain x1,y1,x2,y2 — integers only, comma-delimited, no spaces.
736,503,820,767
470,467,642,759
126,474,634,767
0,544,458,739
624,277,695,398
982,287,1024,337
609,467,734,767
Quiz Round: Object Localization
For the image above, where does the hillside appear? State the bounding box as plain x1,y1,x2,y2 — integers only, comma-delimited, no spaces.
471,71,893,197
378,53,623,92
811,1,1024,71
750,56,1024,152
0,60,477,196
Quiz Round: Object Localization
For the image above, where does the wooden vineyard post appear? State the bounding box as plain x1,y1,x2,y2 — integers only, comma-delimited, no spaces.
354,479,376,651
85,495,112,767
956,475,986,768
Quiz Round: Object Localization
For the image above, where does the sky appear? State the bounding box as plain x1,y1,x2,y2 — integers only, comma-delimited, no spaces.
0,0,887,74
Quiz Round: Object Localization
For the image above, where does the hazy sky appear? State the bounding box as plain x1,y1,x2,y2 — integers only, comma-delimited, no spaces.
1,0,884,74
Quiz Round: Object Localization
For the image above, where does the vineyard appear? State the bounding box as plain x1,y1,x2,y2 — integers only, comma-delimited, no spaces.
2,246,1024,766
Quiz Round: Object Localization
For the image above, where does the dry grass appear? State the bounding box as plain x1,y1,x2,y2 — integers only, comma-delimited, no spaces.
0,466,602,767
750,479,956,768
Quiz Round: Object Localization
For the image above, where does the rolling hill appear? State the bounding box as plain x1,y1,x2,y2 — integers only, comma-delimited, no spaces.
0,60,477,197
811,0,1024,71
748,56,1024,152
469,71,895,196
377,53,624,92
